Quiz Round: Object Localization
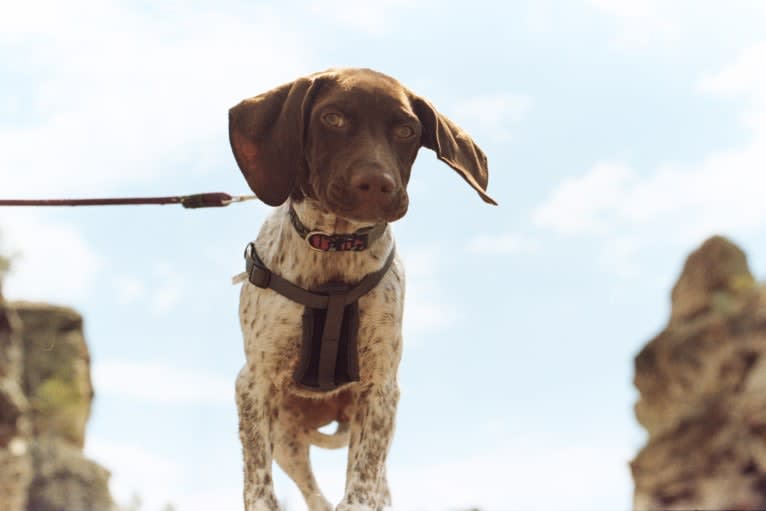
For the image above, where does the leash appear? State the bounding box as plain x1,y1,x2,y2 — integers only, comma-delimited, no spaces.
0,192,258,209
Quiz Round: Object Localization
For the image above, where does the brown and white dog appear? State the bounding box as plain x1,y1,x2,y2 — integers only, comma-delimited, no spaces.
229,68,494,511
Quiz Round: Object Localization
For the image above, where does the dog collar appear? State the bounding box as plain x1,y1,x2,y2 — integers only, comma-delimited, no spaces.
289,205,387,252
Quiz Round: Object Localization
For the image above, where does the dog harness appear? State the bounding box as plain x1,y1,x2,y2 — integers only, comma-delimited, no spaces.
244,239,395,392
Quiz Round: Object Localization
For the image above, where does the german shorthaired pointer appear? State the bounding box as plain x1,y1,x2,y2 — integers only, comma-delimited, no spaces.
229,68,494,511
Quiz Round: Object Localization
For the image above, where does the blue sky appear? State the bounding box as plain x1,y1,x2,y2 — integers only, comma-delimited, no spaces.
2,1,766,509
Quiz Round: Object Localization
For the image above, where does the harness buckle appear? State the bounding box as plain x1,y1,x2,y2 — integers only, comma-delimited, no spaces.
245,243,272,288
249,264,271,289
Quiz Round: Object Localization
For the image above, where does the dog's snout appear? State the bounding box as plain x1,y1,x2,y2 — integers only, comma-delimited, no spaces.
350,167,397,198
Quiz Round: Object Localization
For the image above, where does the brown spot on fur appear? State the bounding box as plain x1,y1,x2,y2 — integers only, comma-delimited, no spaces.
281,389,354,430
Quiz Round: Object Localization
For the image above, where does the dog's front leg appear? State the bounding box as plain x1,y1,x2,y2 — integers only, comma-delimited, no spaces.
337,380,400,511
236,367,280,511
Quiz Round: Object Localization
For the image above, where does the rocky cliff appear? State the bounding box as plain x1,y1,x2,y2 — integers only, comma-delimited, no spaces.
0,274,115,511
1,277,32,511
631,235,766,509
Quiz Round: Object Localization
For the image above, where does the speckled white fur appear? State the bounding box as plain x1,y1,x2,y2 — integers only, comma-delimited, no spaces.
236,198,404,511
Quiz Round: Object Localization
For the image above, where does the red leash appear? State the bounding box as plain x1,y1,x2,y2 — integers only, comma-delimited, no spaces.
0,192,257,209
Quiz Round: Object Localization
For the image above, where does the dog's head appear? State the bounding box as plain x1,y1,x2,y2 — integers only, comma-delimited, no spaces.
229,68,496,224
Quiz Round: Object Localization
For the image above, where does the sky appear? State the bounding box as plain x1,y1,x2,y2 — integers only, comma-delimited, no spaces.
2,1,766,510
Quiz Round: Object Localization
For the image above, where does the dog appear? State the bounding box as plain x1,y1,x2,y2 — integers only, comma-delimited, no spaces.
229,68,495,511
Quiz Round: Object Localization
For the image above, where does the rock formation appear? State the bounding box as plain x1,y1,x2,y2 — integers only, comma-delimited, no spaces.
0,274,32,511
631,235,766,509
18,302,115,511
0,265,115,511
18,303,95,449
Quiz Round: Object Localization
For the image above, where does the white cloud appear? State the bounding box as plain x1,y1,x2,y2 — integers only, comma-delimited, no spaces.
0,1,309,196
587,0,681,48
92,360,233,405
113,275,146,305
452,93,534,142
699,40,766,133
533,162,636,235
399,245,458,343
467,233,539,255
388,442,632,511
88,438,244,511
0,1,310,307
87,438,183,511
524,1,555,35
534,40,766,277
276,436,633,511
700,40,766,93
307,0,425,35
149,264,184,315
90,429,633,511
403,294,455,340
111,264,185,314
535,152,766,275
1,211,102,302
599,234,644,279
590,0,656,18
171,488,243,511
587,0,766,50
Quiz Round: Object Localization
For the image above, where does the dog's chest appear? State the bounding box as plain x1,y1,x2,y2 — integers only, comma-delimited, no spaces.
238,207,405,386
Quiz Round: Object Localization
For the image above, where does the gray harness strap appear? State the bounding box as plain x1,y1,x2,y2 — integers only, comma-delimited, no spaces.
245,243,395,391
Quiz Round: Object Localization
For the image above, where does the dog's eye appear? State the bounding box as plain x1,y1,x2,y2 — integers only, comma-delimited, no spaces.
394,125,415,139
322,112,346,128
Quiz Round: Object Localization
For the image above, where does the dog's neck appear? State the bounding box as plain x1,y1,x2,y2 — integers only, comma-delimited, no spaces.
290,199,377,235
288,199,388,253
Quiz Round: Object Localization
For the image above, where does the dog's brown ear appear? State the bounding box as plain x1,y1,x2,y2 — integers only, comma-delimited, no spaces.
229,77,318,206
410,95,497,205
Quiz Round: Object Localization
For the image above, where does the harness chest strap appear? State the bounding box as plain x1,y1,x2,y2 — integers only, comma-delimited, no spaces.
244,243,396,391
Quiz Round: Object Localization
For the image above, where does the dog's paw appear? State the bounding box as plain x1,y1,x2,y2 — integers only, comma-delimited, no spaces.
248,503,277,511
307,494,333,511
335,504,376,511
245,498,280,511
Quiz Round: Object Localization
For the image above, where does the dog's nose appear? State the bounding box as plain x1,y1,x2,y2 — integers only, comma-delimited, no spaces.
350,168,397,199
